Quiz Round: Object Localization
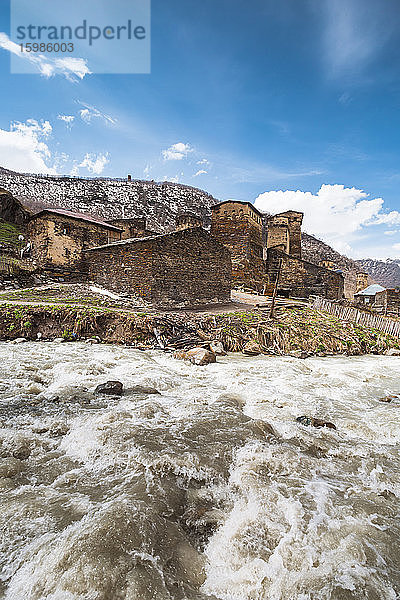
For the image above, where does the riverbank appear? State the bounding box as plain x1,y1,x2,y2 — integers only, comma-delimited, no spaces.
0,300,399,356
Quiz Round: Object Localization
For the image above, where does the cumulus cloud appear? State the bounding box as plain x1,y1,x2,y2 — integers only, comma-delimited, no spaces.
162,142,193,161
254,184,400,255
0,32,90,81
79,103,116,125
194,169,207,177
0,119,56,174
79,153,109,175
197,158,210,166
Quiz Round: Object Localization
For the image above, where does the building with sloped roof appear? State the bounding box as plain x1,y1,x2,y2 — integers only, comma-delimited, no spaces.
27,208,122,269
84,227,232,305
354,283,386,305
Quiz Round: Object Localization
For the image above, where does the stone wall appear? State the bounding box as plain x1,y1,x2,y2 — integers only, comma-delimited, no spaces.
84,227,232,305
107,217,157,239
375,289,400,312
267,248,344,300
27,213,121,269
210,202,265,291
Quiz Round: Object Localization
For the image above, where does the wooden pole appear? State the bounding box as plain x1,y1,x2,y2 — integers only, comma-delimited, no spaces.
269,258,283,319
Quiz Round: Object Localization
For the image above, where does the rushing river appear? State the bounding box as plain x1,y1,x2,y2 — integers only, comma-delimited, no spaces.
0,342,399,600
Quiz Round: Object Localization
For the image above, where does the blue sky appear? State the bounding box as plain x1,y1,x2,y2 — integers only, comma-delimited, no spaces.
1,0,400,259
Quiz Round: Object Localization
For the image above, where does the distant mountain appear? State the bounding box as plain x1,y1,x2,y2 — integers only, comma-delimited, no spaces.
356,258,400,289
301,232,373,297
0,167,219,231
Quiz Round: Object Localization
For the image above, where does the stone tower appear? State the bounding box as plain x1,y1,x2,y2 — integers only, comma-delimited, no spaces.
267,210,303,258
356,271,369,292
210,200,264,291
175,213,203,231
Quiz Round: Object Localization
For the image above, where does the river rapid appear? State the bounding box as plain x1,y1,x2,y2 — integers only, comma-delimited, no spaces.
0,342,399,600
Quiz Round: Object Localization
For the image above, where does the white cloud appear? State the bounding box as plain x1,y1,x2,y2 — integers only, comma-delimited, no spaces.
78,103,116,125
57,115,75,127
197,158,210,166
0,119,56,174
384,230,399,236
255,184,400,256
162,142,193,161
79,153,109,175
321,0,394,79
0,32,90,81
193,169,207,177
393,243,400,253
143,164,151,177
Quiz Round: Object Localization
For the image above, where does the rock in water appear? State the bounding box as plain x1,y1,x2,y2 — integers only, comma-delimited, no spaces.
130,385,161,395
242,340,262,356
296,415,336,430
95,381,123,396
175,347,217,365
378,395,397,403
210,341,226,356
385,348,400,356
187,347,216,366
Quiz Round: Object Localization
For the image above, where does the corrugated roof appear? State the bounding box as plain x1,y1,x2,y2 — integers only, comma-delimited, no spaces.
30,208,122,231
355,284,386,296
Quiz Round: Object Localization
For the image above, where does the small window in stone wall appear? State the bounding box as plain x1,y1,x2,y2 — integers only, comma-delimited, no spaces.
62,225,71,235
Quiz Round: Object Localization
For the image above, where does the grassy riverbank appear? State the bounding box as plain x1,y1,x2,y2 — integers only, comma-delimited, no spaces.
0,302,398,355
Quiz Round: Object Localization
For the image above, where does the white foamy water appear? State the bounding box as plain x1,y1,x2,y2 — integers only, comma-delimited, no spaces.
0,342,399,600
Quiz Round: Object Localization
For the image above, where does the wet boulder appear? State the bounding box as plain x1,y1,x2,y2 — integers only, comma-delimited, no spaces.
210,341,226,356
186,347,216,366
296,415,336,430
12,443,31,460
378,395,398,403
174,347,216,366
242,340,262,356
95,381,123,396
0,457,22,478
385,348,400,356
289,350,311,359
130,385,161,395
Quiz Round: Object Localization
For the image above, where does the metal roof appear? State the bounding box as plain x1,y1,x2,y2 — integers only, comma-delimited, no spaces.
355,284,386,296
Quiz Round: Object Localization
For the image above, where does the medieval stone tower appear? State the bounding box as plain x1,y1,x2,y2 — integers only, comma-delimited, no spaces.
210,200,264,291
266,210,303,258
175,213,203,231
356,271,369,292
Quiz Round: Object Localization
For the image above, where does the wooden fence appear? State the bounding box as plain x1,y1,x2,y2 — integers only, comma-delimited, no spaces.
312,297,400,339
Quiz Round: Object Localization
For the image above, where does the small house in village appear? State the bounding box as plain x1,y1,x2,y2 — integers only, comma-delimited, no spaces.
374,288,400,315
354,283,386,305
84,226,232,305
27,209,122,269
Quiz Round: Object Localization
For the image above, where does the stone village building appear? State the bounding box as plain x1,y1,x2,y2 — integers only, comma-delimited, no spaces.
27,208,122,270
210,201,344,300
84,226,232,305
374,288,400,315
210,201,265,290
1,186,344,304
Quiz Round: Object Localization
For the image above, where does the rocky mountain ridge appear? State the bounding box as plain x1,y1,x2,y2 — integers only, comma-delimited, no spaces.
356,258,400,289
0,167,218,232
